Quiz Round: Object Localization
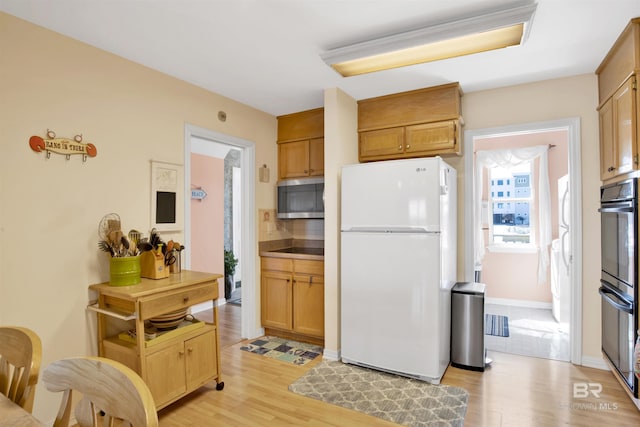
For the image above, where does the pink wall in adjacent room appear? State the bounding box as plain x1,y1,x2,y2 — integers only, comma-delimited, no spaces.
190,153,225,297
475,130,568,303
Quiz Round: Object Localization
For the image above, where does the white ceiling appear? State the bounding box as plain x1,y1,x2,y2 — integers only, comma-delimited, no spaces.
2,0,640,116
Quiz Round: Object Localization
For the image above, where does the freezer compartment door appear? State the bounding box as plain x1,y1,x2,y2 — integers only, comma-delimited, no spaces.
341,158,446,232
340,231,451,382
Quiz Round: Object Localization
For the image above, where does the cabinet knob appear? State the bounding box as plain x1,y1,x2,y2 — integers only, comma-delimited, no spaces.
178,350,184,356
304,169,309,174
406,144,410,149
188,347,193,353
183,296,189,303
398,145,402,151
608,166,616,172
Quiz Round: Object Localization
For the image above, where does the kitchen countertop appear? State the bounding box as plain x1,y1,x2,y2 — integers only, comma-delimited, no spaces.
259,239,324,261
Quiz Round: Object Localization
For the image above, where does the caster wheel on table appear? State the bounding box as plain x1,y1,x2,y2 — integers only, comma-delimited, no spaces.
216,381,225,391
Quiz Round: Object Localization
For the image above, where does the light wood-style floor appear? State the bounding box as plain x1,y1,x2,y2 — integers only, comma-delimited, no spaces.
175,304,640,426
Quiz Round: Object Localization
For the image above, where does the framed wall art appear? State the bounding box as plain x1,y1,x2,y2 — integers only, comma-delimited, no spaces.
150,160,184,231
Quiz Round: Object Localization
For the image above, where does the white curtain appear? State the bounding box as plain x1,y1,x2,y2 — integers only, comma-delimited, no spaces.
474,145,551,283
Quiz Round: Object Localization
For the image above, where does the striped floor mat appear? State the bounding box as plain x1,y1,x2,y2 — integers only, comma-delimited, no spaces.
485,314,510,337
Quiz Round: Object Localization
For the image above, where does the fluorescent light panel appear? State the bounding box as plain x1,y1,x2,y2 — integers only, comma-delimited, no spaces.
321,2,537,77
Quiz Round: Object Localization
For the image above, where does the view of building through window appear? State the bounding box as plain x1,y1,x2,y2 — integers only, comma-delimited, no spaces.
490,162,532,244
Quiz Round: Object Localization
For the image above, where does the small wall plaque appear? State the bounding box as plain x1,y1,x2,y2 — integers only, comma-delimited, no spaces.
29,130,97,162
191,188,208,201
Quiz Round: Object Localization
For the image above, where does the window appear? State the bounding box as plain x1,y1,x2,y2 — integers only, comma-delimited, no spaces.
489,162,532,245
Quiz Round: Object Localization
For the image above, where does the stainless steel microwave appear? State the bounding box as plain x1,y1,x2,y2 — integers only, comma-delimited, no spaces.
277,177,324,219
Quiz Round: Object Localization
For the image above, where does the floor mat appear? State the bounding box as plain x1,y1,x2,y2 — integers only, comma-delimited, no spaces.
485,314,509,337
240,336,322,366
289,360,468,427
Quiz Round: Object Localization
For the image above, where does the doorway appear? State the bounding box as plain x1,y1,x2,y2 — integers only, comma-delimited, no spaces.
183,124,259,340
464,118,582,364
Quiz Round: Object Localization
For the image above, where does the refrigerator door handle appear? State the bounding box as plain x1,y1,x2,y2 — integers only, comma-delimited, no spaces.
561,183,570,228
561,229,570,274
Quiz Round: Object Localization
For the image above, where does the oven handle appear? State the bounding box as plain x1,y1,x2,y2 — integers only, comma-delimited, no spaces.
599,285,633,314
598,205,634,213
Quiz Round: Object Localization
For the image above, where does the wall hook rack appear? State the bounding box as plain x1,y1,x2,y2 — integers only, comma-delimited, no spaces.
29,129,98,162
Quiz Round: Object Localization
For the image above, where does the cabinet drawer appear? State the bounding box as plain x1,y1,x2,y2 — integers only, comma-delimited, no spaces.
139,282,217,319
294,259,323,276
262,257,294,272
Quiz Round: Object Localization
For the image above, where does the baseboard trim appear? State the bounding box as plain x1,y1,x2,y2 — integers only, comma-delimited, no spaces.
485,297,552,310
581,355,610,371
323,348,340,361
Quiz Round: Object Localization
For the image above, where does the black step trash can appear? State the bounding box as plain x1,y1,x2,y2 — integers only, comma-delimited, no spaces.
451,282,489,371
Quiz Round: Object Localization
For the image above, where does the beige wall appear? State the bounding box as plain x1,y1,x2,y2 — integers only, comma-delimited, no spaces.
458,74,601,360
324,88,358,356
0,12,277,422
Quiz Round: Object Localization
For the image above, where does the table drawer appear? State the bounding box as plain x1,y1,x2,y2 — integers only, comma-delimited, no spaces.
139,282,217,319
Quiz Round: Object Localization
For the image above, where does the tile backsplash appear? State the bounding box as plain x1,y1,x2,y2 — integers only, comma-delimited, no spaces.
258,209,324,242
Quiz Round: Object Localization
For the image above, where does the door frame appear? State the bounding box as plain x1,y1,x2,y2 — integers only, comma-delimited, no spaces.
463,117,582,365
184,123,259,340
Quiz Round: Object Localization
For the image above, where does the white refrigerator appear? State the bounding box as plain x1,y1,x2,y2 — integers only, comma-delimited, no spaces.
340,157,456,384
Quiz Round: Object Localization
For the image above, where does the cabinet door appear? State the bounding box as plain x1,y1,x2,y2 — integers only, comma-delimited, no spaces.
309,138,324,176
261,271,293,330
359,128,405,161
612,77,636,176
599,97,616,180
146,342,187,407
278,140,310,179
292,274,324,338
186,331,217,390
405,121,459,156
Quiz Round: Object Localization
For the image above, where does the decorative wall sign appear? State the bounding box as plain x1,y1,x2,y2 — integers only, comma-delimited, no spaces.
29,129,97,162
151,160,184,232
191,187,208,201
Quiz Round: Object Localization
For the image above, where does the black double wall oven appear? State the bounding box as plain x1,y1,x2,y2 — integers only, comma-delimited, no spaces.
599,178,638,397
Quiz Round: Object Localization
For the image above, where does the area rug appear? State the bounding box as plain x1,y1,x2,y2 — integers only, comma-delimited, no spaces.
240,336,322,366
485,314,509,337
289,361,468,427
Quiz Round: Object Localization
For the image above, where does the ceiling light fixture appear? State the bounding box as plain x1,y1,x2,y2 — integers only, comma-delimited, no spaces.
320,2,537,77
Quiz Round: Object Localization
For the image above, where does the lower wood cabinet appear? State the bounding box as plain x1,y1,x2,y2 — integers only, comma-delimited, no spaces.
89,270,224,410
261,256,324,344
145,329,217,407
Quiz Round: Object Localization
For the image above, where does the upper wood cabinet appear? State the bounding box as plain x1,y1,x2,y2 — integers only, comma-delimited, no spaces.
357,83,463,162
278,138,324,179
596,18,640,182
599,77,636,180
277,108,324,180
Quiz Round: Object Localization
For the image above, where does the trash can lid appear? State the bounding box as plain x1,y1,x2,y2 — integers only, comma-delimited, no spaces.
452,282,486,295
